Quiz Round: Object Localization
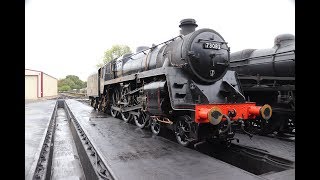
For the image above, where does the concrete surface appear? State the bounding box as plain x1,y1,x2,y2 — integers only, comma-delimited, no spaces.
66,99,265,180
262,169,295,180
25,98,295,180
51,108,85,179
234,133,295,162
25,100,56,178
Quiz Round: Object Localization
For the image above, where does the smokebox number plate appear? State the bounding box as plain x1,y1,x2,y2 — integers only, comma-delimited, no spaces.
203,42,221,50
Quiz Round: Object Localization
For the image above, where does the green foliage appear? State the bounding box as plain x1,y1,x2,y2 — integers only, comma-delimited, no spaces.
96,45,132,68
58,75,86,91
58,85,71,92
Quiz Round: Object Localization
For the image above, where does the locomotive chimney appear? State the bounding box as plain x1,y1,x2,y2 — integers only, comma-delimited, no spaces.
273,34,295,48
179,18,198,35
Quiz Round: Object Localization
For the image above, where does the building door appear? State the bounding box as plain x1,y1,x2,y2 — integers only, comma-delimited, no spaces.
25,75,38,99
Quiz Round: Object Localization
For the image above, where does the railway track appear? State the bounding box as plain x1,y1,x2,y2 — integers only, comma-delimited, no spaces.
30,99,115,180
59,93,90,105
155,128,294,176
59,93,87,99
194,141,294,176
265,133,295,142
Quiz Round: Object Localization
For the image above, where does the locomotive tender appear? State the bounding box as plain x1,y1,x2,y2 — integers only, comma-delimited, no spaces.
88,19,272,146
230,34,295,135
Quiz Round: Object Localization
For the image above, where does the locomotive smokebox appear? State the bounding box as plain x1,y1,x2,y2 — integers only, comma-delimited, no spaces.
179,18,198,35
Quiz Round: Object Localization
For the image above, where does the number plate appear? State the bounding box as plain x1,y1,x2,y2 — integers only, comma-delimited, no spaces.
203,42,221,50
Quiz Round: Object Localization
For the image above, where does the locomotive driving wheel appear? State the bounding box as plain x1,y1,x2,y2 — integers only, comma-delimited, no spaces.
150,117,161,135
134,110,150,129
97,97,105,112
97,96,103,112
92,98,98,110
120,87,133,123
111,88,120,118
121,111,132,123
175,115,192,147
90,98,95,107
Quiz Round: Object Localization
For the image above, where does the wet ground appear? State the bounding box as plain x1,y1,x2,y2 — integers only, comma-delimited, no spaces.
51,108,85,179
233,133,295,162
25,96,58,104
66,99,282,180
25,99,295,180
25,100,56,178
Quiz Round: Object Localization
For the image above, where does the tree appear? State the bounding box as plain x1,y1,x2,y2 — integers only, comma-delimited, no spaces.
66,75,83,89
58,85,71,92
58,78,75,89
58,75,86,92
96,44,132,68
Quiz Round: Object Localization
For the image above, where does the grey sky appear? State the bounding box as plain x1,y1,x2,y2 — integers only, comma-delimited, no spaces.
25,0,294,81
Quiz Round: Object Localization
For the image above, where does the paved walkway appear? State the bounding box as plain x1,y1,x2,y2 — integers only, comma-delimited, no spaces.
25,100,56,178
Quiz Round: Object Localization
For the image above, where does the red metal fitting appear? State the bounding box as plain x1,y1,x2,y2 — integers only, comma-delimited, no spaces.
248,106,261,116
198,108,208,119
194,103,272,123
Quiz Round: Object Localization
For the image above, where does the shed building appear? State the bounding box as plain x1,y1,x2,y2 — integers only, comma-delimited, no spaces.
25,69,58,99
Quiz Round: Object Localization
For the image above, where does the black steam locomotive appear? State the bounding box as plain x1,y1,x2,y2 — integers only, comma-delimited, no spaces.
230,34,295,135
88,19,272,146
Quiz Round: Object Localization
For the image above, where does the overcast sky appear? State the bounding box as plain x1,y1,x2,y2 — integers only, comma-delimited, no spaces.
25,0,295,81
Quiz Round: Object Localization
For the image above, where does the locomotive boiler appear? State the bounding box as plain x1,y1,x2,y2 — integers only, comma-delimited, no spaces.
230,34,295,135
88,19,272,146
